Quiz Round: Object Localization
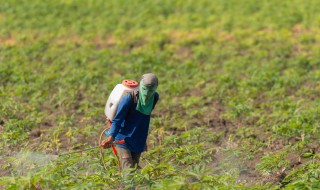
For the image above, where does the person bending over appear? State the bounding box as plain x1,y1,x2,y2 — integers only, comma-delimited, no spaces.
101,73,159,174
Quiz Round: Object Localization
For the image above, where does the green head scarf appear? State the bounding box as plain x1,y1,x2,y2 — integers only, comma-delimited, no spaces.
136,73,158,115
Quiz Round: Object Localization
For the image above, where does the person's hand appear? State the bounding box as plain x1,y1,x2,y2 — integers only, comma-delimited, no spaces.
100,136,114,149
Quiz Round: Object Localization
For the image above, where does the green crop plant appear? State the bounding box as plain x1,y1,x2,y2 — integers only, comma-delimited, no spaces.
1,0,320,189
256,151,290,176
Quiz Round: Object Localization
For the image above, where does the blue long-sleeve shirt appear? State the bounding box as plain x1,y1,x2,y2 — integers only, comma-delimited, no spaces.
109,92,159,153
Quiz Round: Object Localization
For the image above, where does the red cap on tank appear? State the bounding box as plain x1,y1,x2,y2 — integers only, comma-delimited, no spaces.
122,80,138,88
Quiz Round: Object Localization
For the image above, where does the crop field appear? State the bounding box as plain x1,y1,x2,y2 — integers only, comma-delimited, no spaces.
1,0,320,189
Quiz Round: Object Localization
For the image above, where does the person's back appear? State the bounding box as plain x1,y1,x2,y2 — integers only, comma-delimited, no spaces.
111,92,159,153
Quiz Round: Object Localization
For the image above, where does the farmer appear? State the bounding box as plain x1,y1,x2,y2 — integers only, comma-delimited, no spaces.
100,73,159,173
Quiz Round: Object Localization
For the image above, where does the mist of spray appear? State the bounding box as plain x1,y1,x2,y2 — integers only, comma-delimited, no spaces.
9,151,58,176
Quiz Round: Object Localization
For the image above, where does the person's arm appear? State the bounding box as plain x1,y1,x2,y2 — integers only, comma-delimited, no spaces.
100,93,131,148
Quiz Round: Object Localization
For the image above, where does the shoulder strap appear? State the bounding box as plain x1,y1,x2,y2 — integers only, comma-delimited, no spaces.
129,90,139,105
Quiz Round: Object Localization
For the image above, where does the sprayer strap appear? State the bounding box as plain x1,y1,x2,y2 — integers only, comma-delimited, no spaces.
130,90,139,104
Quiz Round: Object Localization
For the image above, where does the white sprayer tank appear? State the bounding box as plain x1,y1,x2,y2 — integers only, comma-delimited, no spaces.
105,80,139,121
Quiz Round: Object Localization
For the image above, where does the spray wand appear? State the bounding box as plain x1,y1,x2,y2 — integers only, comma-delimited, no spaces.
58,140,125,157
